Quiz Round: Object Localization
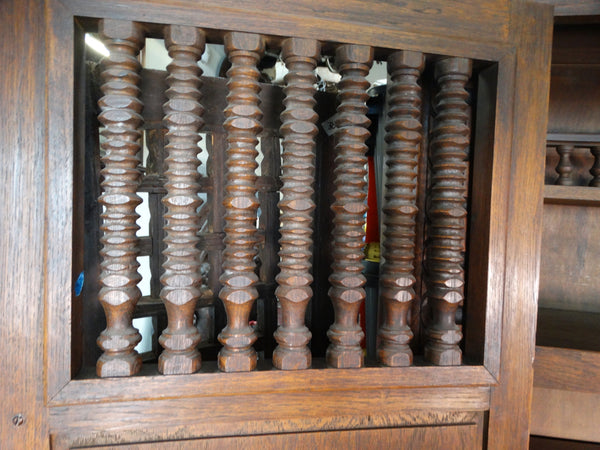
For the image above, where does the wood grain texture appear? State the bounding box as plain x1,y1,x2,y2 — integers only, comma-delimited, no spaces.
273,38,320,370
49,388,490,446
158,25,205,375
0,0,49,447
424,57,472,366
539,204,600,313
218,32,265,372
486,3,553,448
326,44,373,369
534,346,600,393
377,51,425,367
67,421,483,449
96,19,145,378
544,185,600,206
531,387,600,442
63,0,510,57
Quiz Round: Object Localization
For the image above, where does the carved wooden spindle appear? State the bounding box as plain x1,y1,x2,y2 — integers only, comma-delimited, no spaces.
590,146,600,187
556,144,575,186
377,51,425,367
273,38,321,370
326,45,373,369
96,19,145,377
158,25,205,375
218,32,265,372
424,57,472,366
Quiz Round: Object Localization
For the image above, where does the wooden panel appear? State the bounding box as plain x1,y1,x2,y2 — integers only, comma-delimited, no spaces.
531,435,600,450
486,2,553,448
534,346,600,393
544,185,600,206
73,422,484,449
536,309,600,352
531,387,600,443
547,65,600,135
0,0,49,447
539,204,600,313
64,0,510,56
49,389,489,446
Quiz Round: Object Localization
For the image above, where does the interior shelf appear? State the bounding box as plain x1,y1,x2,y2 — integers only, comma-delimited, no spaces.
544,185,600,206
536,307,600,352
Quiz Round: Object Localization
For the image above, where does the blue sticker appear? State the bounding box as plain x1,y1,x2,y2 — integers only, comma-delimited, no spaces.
75,271,84,296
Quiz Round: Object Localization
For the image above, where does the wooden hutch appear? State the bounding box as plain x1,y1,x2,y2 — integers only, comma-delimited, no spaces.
1,0,587,448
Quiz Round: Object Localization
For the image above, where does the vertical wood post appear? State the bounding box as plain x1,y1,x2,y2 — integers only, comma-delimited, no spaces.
96,19,145,377
424,57,472,366
555,144,575,185
158,25,205,375
326,44,373,368
273,38,321,370
218,32,265,372
377,50,425,367
590,146,600,187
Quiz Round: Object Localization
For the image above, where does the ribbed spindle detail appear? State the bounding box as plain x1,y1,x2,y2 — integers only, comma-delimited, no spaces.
377,51,425,367
424,57,472,366
218,32,265,372
326,44,373,369
96,19,145,378
158,25,205,375
273,38,321,370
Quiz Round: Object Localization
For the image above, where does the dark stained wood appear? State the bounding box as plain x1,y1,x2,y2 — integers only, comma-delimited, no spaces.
273,38,320,370
547,65,600,135
424,57,472,366
48,388,491,446
326,44,373,369
555,144,575,185
158,25,205,375
63,0,511,57
3,0,557,448
486,3,553,447
217,31,265,372
539,204,600,313
377,50,425,367
534,346,600,393
544,185,600,206
531,387,600,443
0,0,49,447
590,146,600,186
64,421,484,449
530,435,600,450
96,19,145,378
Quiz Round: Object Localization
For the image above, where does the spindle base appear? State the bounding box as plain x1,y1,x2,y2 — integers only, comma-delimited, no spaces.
273,346,311,370
218,348,257,372
158,349,201,375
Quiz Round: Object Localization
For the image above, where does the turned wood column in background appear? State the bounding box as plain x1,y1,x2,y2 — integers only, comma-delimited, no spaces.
377,50,425,367
273,38,320,370
158,25,205,375
424,57,472,366
326,44,373,369
96,19,145,377
218,32,265,372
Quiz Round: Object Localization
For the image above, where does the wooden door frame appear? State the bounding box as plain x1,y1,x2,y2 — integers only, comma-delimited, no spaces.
0,0,552,448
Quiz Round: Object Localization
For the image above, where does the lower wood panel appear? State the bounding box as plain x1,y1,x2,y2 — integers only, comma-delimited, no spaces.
74,424,483,450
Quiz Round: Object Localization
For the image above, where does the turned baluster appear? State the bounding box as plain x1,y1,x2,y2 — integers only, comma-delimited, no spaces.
158,25,205,375
590,146,600,187
273,38,321,370
556,144,575,186
424,57,472,366
96,19,145,377
218,32,265,372
377,51,425,367
326,44,373,369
